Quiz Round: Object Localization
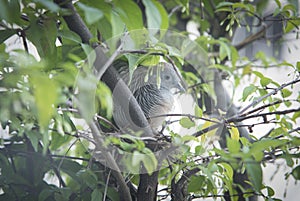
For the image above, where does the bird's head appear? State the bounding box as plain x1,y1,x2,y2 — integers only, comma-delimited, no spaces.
146,62,185,93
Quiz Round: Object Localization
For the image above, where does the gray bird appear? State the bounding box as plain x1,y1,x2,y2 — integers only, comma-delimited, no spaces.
113,61,185,133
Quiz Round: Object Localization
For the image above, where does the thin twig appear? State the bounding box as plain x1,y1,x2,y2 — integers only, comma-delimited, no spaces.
231,108,300,124
72,96,132,201
239,99,288,117
237,77,300,116
103,170,111,201
150,113,220,124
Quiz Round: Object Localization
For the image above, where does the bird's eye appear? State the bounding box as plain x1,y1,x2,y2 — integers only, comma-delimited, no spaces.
164,75,170,80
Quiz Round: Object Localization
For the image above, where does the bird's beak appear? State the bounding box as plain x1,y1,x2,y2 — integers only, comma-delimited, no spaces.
176,82,186,93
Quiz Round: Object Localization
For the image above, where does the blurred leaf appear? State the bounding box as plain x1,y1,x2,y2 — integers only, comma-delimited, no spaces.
58,30,82,44
77,169,98,188
281,88,292,98
229,125,240,141
91,188,103,201
250,139,287,158
0,0,21,24
285,18,300,33
291,165,300,180
50,131,71,151
245,160,262,191
292,111,300,122
96,81,113,119
296,61,300,72
76,72,97,123
139,55,161,67
39,188,55,201
179,117,195,129
219,41,231,61
194,105,203,117
35,0,60,12
142,0,169,31
216,2,234,9
55,159,82,184
242,84,257,101
200,120,219,141
267,186,275,197
226,136,240,154
26,19,57,66
188,175,205,192
260,77,272,87
0,29,16,44
274,0,282,8
114,0,143,31
142,148,157,174
220,162,233,181
77,2,103,25
26,131,41,152
31,75,58,130
132,150,144,166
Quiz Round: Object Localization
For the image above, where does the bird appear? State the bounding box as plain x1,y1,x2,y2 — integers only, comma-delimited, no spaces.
113,60,185,133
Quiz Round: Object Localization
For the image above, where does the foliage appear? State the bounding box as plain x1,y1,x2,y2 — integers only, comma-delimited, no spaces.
0,0,300,201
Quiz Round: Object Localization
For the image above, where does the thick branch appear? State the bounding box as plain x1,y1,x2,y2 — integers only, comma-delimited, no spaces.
54,0,152,137
234,26,267,50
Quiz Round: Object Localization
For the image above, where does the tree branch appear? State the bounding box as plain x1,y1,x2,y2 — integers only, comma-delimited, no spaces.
234,25,267,50
237,77,300,116
54,0,152,137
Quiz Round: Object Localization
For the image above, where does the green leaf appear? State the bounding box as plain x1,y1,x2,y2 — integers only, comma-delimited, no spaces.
187,175,205,192
35,0,60,12
252,71,264,78
291,165,300,180
266,186,275,197
296,61,300,72
31,75,58,129
216,2,234,9
219,41,231,61
220,162,233,181
114,0,143,31
77,2,103,25
0,0,21,24
26,19,57,65
58,30,82,44
260,77,272,87
110,11,125,44
274,0,282,8
77,169,98,188
226,136,240,154
281,88,292,98
56,160,82,183
76,72,97,123
26,131,41,152
250,139,287,161
50,131,71,150
194,105,203,117
139,55,161,66
142,0,169,31
284,18,300,33
179,117,195,129
91,188,103,201
292,111,300,122
242,84,257,101
245,160,262,191
142,148,157,174
0,29,16,44
132,150,144,167
229,124,240,141
39,188,55,201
